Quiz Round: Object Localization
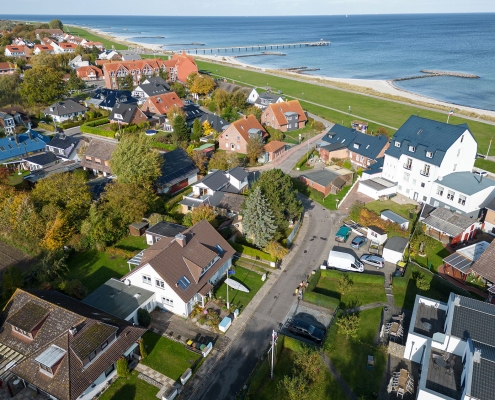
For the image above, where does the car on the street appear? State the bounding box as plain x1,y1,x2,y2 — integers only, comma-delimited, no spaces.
474,170,488,177
351,236,367,249
360,254,385,269
288,319,325,344
335,226,352,242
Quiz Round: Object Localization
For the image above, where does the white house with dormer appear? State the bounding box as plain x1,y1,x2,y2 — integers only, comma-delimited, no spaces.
381,116,477,203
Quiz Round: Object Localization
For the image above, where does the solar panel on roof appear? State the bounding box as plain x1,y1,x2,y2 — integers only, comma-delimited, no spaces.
177,276,191,290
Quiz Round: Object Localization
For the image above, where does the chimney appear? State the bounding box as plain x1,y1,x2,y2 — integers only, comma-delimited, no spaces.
69,327,77,336
175,233,187,247
473,348,482,363
27,130,33,140
480,175,483,184
244,115,247,120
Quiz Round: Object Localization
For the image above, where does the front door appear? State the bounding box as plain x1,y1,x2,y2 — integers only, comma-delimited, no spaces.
413,192,419,201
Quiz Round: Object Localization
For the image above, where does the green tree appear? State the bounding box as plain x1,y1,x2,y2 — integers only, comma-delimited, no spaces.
110,134,163,186
3,265,24,299
48,19,63,30
185,72,199,89
30,52,60,70
208,151,240,171
414,272,431,292
190,74,216,96
191,150,207,174
314,120,326,132
0,72,21,105
246,137,264,165
220,105,237,122
170,82,186,98
137,308,151,327
116,357,130,378
230,90,248,109
191,118,203,142
278,374,308,400
242,187,277,248
268,129,284,142
254,169,303,235
338,274,354,295
158,68,169,81
67,69,85,92
263,240,288,260
117,73,134,90
245,106,262,122
213,89,230,110
293,346,325,384
32,250,69,286
139,339,148,359
190,204,217,226
337,313,360,339
19,65,66,106
171,114,188,145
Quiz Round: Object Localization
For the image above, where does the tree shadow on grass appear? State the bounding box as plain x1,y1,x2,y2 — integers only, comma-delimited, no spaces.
110,381,137,400
142,331,160,357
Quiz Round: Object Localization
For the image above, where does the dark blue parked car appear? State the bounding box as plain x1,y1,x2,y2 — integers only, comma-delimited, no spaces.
351,236,367,249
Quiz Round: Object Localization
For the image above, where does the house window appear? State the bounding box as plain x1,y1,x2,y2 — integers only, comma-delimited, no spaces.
408,145,415,152
406,188,410,194
101,340,108,350
453,164,457,171
237,136,240,141
457,149,461,157
458,195,466,205
421,182,425,188
105,364,115,377
403,172,410,182
395,141,400,148
398,185,402,190
461,135,464,143
39,363,52,374
225,143,228,148
421,164,430,177
155,279,165,289
94,158,101,164
447,190,455,201
162,297,174,307
423,196,427,201
436,186,444,196
426,151,433,158
404,158,412,170
89,350,97,361
142,275,151,285
85,156,92,161
237,144,240,150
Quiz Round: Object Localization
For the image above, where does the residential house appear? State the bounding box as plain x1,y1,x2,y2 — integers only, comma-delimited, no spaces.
140,92,184,130
165,51,198,83
421,207,480,245
122,220,235,317
442,241,490,283
380,210,409,230
357,177,397,200
51,42,77,54
22,152,59,171
109,103,148,126
263,140,286,162
33,44,54,55
156,148,199,194
98,50,120,61
4,45,26,57
145,222,187,245
102,59,168,89
76,65,103,81
120,53,142,61
179,167,248,214
46,132,83,161
84,88,138,111
23,160,81,185
382,116,477,202
319,123,390,168
403,293,495,400
69,55,89,70
261,100,307,132
200,112,230,133
362,158,384,179
183,104,204,128
218,114,267,154
34,28,63,40
193,143,215,158
43,100,87,123
299,167,353,198
80,139,117,177
82,41,104,51
252,91,284,110
0,130,50,164
428,172,495,218
82,278,155,324
0,111,16,135
0,62,15,75
482,196,495,234
247,88,260,104
382,236,408,264
367,226,388,245
469,240,495,288
132,76,170,102
351,120,368,134
0,289,145,400
0,106,32,131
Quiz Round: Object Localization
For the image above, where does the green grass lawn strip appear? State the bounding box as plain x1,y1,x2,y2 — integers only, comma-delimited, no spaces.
99,371,158,400
65,26,128,50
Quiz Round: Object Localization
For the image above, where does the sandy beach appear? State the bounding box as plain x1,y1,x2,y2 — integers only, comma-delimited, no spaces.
74,25,495,121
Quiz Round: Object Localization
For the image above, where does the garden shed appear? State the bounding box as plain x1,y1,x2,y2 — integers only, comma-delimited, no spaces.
383,236,409,264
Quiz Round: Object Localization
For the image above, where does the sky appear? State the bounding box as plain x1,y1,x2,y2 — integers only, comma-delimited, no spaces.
1,0,495,16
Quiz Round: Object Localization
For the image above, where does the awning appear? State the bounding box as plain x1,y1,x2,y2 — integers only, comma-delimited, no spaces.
0,343,24,380
443,253,474,274
123,342,138,357
127,250,144,266
488,286,495,294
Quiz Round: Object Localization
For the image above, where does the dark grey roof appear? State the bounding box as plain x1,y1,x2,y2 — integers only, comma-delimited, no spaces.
47,133,80,151
88,88,138,109
24,160,81,183
384,116,473,167
43,99,87,117
485,196,495,211
421,203,436,219
359,177,396,191
300,169,340,187
214,193,244,213
471,354,495,400
183,104,204,125
320,142,346,152
384,236,408,252
136,77,170,97
82,278,154,320
471,340,495,363
366,157,384,173
200,112,229,132
443,253,475,274
381,210,409,225
255,92,282,104
146,221,186,238
158,148,199,187
434,172,495,195
368,225,386,235
227,166,248,182
451,295,495,347
321,124,389,161
23,152,58,166
422,208,475,237
196,170,229,190
109,103,141,124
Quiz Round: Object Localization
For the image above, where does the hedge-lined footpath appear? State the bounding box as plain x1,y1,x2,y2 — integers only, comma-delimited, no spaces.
229,241,276,263
80,118,114,137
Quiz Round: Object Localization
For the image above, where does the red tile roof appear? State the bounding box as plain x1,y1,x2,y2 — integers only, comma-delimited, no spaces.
264,140,286,153
140,92,184,115
265,100,307,126
227,114,267,143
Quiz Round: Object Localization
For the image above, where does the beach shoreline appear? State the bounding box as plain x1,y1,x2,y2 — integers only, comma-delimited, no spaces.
67,24,495,120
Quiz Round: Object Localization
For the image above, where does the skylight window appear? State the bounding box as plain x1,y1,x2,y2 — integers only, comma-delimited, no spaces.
395,141,400,147
409,146,415,152
426,151,433,158
177,276,191,290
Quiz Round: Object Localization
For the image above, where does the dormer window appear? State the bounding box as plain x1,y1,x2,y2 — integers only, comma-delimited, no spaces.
353,143,360,149
395,141,400,147
426,151,433,158
35,345,66,377
409,146,415,152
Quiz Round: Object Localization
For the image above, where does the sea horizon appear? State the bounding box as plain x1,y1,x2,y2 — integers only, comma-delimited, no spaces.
3,13,495,111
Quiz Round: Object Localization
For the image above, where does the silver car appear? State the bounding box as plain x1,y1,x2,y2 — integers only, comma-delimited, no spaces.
360,254,385,269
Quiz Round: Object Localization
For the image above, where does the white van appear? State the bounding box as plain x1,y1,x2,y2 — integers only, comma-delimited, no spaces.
322,250,364,273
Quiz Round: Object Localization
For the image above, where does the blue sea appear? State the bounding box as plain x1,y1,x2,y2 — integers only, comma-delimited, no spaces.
4,13,495,111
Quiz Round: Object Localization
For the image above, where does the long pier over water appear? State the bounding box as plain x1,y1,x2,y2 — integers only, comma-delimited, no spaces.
165,41,330,54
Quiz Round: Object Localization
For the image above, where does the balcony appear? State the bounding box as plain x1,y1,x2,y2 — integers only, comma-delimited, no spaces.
420,170,430,177
403,163,412,170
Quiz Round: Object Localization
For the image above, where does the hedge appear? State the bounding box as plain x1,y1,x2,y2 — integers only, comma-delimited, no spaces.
304,292,340,310
80,118,114,137
83,117,110,127
229,241,276,262
321,269,385,284
164,186,193,211
37,122,55,132
151,142,177,151
295,149,315,169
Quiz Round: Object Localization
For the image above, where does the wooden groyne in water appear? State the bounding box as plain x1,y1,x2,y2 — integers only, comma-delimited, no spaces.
276,66,321,73
234,52,286,58
394,70,480,82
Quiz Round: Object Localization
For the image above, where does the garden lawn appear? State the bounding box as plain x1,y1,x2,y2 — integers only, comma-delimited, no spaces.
292,177,354,210
474,158,495,174
65,236,147,294
197,60,495,156
315,272,386,309
365,199,415,220
65,26,128,50
412,240,450,273
213,265,265,312
99,371,157,400
325,308,386,399
247,336,347,400
8,170,30,188
141,331,201,381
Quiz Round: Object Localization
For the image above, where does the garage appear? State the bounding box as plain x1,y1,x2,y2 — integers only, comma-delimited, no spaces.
383,236,409,264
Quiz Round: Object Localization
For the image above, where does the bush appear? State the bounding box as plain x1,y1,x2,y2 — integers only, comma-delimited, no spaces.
106,246,136,259
229,241,276,262
137,308,151,327
164,186,193,211
37,122,55,132
139,339,147,359
116,357,130,377
295,149,314,169
80,118,114,137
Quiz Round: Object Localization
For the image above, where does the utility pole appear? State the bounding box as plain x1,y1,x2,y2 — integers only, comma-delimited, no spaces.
226,265,230,309
270,330,278,379
487,137,493,159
